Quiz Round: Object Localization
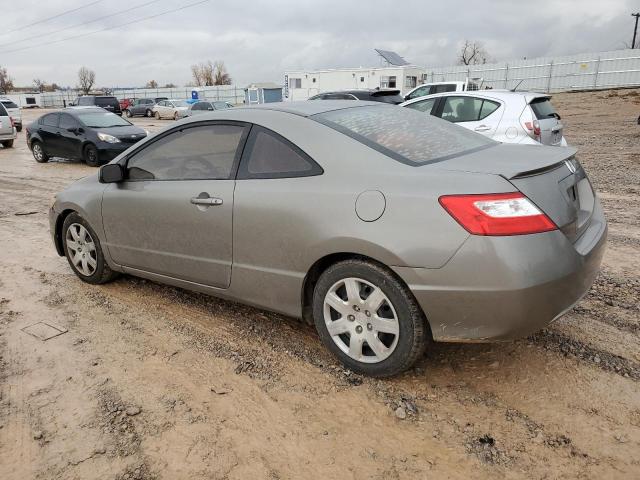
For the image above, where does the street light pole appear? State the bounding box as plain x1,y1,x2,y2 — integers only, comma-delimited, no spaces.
632,13,640,49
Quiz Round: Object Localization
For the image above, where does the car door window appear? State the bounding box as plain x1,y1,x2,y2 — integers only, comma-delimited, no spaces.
59,114,79,129
41,113,59,127
238,126,323,179
440,97,484,123
433,84,457,94
126,124,247,181
404,98,437,114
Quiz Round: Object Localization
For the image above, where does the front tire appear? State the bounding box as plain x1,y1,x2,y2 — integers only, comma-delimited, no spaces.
173,112,179,121
83,143,100,167
62,213,118,284
1,140,14,148
125,109,132,118
312,259,427,377
146,109,152,117
154,111,161,120
31,141,48,162
16,126,22,132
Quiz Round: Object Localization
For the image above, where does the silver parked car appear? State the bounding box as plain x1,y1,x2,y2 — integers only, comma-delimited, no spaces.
186,100,233,116
0,102,16,148
0,97,22,132
49,102,606,377
401,90,567,146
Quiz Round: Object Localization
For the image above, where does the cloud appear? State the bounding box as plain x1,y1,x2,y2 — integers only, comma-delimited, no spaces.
0,0,634,88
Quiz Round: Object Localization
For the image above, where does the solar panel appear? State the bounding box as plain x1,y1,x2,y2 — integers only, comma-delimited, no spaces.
375,49,410,66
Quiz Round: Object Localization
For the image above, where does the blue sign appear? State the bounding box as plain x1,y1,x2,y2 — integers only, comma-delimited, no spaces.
191,90,199,100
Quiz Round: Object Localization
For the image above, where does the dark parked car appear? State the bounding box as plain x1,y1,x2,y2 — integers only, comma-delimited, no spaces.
73,96,122,115
125,97,169,118
26,107,147,166
309,89,404,104
186,100,233,116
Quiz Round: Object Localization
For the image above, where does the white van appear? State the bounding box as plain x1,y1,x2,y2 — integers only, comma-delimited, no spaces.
404,80,479,102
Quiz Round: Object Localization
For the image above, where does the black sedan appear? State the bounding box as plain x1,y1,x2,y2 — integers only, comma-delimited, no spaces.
26,107,147,166
308,89,404,104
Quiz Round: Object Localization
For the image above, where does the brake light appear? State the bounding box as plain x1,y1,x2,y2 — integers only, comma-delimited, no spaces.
9,117,14,128
523,119,541,139
439,193,557,236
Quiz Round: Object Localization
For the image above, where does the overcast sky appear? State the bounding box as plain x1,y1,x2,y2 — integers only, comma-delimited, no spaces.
0,0,636,88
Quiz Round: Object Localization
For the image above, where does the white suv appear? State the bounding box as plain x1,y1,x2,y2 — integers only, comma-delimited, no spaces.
400,90,567,147
0,102,16,148
0,98,22,132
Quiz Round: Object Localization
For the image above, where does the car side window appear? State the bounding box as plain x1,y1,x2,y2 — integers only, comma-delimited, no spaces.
440,97,484,123
237,126,323,179
405,98,437,114
433,84,457,94
78,97,91,106
408,86,429,99
479,100,500,120
41,113,59,127
126,124,247,181
59,114,79,129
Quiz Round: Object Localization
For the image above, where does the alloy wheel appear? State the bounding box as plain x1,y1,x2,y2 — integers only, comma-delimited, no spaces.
323,277,399,363
33,144,43,161
65,223,97,277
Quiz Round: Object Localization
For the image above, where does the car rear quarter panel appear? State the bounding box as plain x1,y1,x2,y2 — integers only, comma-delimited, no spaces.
227,110,517,318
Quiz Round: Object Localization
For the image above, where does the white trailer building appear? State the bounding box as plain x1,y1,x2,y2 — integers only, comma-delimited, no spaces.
284,49,425,101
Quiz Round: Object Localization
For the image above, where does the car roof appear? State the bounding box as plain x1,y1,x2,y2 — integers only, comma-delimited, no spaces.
65,106,113,115
235,100,386,117
402,90,551,104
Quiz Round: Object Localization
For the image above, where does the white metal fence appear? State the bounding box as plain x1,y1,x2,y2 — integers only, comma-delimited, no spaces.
423,48,640,93
38,85,246,108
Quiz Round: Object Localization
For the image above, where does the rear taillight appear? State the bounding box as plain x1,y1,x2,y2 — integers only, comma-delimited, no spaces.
523,119,541,140
9,117,14,128
439,193,557,236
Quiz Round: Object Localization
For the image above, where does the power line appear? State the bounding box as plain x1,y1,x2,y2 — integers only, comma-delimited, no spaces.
0,0,211,54
0,0,164,48
3,1,103,35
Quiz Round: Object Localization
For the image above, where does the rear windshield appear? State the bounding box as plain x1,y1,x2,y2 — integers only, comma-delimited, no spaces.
313,105,495,165
530,97,559,120
1,100,18,109
76,111,131,128
370,92,404,104
95,97,118,106
212,101,230,109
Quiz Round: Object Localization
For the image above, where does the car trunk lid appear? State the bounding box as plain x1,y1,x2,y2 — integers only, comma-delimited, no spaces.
437,143,595,243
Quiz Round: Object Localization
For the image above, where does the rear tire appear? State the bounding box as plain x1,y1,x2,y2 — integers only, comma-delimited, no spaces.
31,141,48,162
146,109,153,117
16,126,22,132
83,143,100,167
155,111,161,120
1,140,13,148
173,112,179,121
62,212,119,284
312,259,427,377
125,110,132,118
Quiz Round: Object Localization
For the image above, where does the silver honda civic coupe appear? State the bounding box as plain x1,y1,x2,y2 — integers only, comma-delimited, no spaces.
49,101,607,377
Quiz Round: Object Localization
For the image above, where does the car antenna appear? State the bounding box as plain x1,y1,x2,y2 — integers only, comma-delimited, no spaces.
510,80,524,92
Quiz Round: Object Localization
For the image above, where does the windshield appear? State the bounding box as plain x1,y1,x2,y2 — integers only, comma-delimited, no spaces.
213,101,230,109
313,105,495,165
1,101,18,109
76,111,132,128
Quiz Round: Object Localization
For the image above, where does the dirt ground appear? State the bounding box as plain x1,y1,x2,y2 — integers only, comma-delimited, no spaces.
0,90,639,480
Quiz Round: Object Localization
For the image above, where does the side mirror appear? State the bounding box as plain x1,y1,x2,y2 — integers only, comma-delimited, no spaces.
99,163,124,182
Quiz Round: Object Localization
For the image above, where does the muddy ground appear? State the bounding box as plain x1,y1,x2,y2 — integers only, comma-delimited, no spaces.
0,90,639,480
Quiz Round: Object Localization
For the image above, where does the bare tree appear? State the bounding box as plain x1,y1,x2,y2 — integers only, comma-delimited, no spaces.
146,80,158,88
77,66,96,94
213,61,232,85
191,61,215,86
457,40,491,66
0,66,14,94
163,82,177,88
33,78,47,93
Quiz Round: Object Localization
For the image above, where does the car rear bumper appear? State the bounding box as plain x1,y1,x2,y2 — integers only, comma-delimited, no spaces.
393,198,607,342
0,129,16,141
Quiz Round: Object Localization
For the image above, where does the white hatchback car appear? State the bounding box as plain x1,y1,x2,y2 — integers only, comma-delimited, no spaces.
400,90,567,147
152,99,190,120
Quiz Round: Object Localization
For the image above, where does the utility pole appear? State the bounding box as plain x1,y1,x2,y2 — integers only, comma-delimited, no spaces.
632,13,640,49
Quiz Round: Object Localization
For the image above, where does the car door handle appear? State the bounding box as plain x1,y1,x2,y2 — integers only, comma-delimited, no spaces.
474,125,491,132
190,196,223,206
